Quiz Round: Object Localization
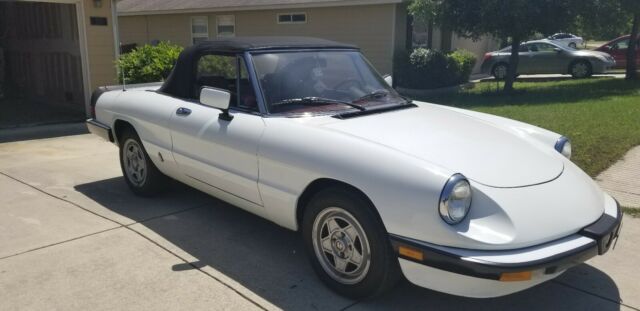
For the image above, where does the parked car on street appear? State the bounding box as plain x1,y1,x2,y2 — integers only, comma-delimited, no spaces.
87,37,622,299
481,40,616,79
595,35,640,69
546,33,584,49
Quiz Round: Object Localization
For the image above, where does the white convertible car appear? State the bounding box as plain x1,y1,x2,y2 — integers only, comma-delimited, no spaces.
87,37,622,298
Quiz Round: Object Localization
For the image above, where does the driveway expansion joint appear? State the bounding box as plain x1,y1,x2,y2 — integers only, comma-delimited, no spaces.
551,279,638,310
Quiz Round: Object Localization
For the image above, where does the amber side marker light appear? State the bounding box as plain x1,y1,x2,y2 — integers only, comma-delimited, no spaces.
398,246,424,261
499,271,532,282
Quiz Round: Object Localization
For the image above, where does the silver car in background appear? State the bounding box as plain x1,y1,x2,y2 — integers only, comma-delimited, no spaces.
481,40,616,79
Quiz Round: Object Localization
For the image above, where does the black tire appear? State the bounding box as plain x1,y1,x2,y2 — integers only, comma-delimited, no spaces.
570,60,592,78
569,42,578,49
302,187,400,298
492,63,508,80
118,128,168,196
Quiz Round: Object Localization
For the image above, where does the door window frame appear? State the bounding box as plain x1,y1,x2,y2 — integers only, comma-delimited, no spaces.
193,52,266,115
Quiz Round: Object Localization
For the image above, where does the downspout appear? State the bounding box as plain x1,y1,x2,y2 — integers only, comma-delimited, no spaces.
111,0,120,59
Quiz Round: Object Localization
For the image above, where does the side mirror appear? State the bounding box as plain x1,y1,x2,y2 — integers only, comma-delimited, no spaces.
383,74,393,87
553,48,562,53
200,87,233,121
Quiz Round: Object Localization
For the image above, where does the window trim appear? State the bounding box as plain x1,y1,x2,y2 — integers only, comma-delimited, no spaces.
190,16,209,45
277,12,307,24
216,15,236,38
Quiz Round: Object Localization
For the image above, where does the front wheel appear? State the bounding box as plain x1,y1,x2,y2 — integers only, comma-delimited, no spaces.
568,42,578,49
119,128,168,196
570,60,592,78
302,188,400,298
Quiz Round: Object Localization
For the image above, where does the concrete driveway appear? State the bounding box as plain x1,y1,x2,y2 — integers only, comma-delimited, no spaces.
0,131,638,310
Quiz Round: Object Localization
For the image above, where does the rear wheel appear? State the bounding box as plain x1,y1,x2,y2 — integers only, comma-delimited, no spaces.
302,187,400,298
570,60,592,78
119,128,168,196
492,63,508,80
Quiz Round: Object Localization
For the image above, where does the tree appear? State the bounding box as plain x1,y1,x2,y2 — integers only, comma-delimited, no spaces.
412,0,581,92
408,0,442,48
569,0,630,41
622,0,640,80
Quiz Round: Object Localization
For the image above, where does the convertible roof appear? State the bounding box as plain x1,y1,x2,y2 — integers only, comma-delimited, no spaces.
189,36,357,53
159,36,358,98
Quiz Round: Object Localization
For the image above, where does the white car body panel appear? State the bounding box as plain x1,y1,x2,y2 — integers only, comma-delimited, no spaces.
95,90,606,250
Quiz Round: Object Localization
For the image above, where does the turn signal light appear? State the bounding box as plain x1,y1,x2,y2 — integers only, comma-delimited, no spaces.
398,246,424,261
499,271,532,282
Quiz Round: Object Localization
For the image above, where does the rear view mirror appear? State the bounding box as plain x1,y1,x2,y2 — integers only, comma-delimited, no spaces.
200,87,233,121
383,74,393,87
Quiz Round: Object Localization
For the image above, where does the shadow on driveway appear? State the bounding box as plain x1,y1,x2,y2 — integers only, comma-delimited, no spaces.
74,177,622,310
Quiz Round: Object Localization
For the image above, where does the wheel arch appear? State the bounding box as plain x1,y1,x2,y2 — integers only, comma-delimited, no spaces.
112,119,136,145
491,62,509,78
295,178,387,233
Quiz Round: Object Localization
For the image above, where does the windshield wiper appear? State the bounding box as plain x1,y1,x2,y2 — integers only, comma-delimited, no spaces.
352,89,389,103
274,97,366,111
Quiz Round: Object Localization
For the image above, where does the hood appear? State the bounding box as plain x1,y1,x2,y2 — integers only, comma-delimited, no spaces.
321,104,563,188
574,50,612,58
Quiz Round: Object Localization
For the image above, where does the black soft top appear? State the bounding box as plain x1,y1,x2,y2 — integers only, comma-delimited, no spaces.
159,37,358,98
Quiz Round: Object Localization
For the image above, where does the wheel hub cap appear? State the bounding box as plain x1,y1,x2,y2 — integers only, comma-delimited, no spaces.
123,139,147,186
312,207,371,285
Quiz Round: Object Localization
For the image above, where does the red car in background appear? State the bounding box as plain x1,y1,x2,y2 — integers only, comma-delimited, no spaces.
595,35,640,69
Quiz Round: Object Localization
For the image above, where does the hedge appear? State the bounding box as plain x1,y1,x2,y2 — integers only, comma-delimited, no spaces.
394,48,477,89
116,42,183,84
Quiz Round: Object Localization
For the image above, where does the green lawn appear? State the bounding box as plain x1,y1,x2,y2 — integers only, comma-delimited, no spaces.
414,78,640,177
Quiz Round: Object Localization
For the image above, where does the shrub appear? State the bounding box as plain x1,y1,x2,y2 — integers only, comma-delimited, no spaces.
116,42,183,84
394,48,477,89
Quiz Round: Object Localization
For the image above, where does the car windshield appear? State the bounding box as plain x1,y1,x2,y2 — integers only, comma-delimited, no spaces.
251,51,406,116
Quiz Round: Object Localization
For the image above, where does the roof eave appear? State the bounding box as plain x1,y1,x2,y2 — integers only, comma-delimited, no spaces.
117,0,404,16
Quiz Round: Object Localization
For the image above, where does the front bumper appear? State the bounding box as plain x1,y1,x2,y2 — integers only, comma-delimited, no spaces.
391,199,622,297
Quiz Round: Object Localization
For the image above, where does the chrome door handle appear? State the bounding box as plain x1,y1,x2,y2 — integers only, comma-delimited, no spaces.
176,107,191,116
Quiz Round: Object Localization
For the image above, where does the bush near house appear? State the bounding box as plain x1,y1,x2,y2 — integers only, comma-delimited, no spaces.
116,42,183,84
395,48,477,89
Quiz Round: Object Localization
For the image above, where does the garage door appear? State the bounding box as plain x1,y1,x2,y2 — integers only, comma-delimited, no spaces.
0,1,85,128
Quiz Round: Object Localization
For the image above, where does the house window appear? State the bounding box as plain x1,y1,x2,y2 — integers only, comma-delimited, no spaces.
216,15,235,37
277,13,306,24
191,16,208,44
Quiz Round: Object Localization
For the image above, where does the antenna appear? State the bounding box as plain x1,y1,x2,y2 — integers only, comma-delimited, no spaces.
120,42,127,91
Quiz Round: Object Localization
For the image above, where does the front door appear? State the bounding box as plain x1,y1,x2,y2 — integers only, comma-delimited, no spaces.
170,54,265,206
529,42,569,73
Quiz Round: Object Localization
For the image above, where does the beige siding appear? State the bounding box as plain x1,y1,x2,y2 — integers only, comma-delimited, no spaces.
118,4,399,73
83,0,117,89
118,15,148,46
451,34,500,73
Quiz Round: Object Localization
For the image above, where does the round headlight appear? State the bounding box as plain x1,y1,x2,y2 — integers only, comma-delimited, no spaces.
555,136,572,159
439,174,472,225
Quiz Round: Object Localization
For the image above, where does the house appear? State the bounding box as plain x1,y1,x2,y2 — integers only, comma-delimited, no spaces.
117,0,499,75
0,0,118,128
0,0,498,128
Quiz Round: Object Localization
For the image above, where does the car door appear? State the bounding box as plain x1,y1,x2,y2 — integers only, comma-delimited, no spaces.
610,38,629,67
517,44,536,74
531,42,569,73
169,54,265,206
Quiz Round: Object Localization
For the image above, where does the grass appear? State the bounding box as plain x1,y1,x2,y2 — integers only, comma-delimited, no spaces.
623,207,640,218
414,78,640,177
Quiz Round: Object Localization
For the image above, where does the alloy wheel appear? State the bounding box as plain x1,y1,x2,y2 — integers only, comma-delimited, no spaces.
312,207,371,285
123,139,147,187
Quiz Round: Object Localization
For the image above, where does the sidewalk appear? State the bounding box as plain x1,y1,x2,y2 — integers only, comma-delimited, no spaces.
596,146,640,208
